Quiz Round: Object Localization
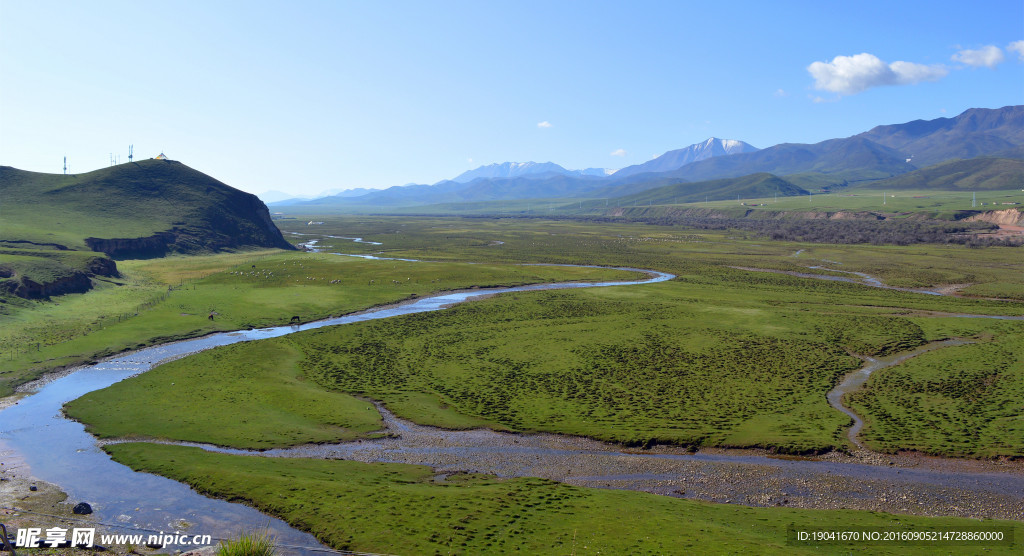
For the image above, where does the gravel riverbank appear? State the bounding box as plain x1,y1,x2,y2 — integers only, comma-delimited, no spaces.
124,404,1024,522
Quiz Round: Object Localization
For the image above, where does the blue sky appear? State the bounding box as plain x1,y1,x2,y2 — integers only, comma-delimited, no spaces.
1,0,1021,197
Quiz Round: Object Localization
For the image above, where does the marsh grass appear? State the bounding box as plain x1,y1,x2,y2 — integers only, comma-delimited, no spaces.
216,530,276,556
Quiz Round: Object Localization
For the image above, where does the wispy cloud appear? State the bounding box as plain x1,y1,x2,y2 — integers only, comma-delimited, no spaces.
952,45,1005,68
807,53,947,95
810,94,839,104
537,121,552,128
610,148,626,156
774,88,789,97
1008,40,1024,61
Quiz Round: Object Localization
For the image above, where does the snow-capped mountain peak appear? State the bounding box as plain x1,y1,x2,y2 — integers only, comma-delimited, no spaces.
613,138,758,178
450,161,615,183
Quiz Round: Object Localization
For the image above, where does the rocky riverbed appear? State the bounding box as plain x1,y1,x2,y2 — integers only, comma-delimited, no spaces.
124,404,1024,522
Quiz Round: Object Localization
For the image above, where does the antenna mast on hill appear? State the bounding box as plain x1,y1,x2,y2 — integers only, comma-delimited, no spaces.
63,156,67,175
129,144,133,163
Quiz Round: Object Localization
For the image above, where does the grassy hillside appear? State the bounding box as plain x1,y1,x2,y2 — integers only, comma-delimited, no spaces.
0,158,295,312
861,157,1024,191
857,105,1024,167
610,172,807,205
0,159,292,254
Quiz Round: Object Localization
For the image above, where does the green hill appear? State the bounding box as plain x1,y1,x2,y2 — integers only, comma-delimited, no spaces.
858,157,1024,191
0,159,293,256
611,172,807,206
0,158,293,300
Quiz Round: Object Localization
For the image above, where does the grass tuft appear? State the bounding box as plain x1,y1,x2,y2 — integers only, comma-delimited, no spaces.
216,530,276,556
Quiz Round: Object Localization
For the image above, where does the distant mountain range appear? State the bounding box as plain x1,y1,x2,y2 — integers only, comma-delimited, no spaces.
857,106,1024,167
450,161,614,183
613,138,758,179
259,187,380,204
274,105,1024,209
279,136,760,207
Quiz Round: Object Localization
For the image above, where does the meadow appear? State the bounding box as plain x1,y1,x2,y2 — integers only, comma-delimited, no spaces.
846,334,1024,457
106,442,1022,555
275,187,1024,219
0,247,635,396
68,216,1024,459
23,214,1024,554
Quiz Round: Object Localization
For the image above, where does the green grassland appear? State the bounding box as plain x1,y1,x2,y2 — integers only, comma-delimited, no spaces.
68,270,1024,456
45,215,1024,555
68,340,383,448
1,248,636,396
577,189,1024,222
280,216,1024,293
275,187,1024,219
69,217,1024,456
105,442,1022,555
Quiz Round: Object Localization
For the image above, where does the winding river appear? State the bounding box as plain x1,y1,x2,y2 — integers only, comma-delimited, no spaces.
0,259,671,553
2,247,1024,553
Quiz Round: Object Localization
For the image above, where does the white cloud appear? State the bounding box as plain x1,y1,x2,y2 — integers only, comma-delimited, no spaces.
810,94,839,104
774,88,788,97
610,148,626,157
951,45,1005,68
1008,40,1024,61
807,53,948,95
537,121,552,128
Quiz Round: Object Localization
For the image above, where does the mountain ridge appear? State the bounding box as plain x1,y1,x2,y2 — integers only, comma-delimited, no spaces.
275,105,1024,210
450,161,614,183
613,137,759,179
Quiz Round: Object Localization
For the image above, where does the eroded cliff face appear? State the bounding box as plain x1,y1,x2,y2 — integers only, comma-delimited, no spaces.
963,208,1024,227
85,233,174,259
84,193,294,259
0,271,94,299
0,251,119,301
85,255,119,277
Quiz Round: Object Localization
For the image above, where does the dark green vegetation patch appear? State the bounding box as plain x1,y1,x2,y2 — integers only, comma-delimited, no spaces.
296,289,861,452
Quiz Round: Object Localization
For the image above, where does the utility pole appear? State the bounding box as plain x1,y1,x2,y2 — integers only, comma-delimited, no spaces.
63,156,67,175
